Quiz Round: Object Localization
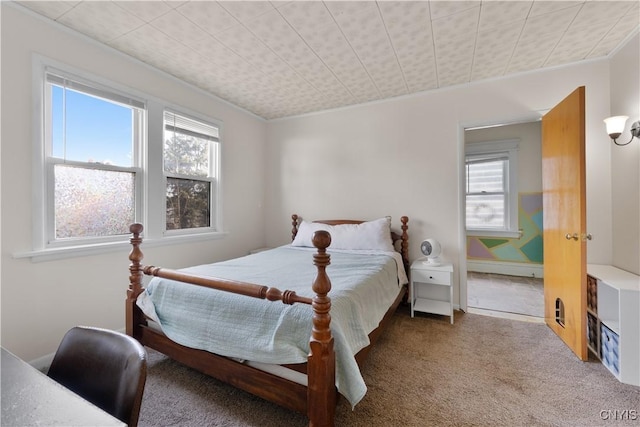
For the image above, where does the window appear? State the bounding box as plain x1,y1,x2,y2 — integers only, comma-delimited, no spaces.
30,60,224,259
44,70,144,245
465,140,519,237
163,111,220,232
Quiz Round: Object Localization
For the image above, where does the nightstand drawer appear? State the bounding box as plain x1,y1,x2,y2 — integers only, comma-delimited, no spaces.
411,269,450,285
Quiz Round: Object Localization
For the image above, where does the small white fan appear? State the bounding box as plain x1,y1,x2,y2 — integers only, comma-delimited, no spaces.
420,239,442,266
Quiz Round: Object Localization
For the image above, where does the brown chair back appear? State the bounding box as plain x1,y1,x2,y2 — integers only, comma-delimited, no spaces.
47,326,147,427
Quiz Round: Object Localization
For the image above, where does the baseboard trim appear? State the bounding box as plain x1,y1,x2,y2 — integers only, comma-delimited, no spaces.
467,260,544,278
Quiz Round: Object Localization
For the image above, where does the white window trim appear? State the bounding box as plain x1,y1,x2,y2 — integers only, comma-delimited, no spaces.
162,109,221,237
465,139,519,238
44,160,144,249
38,61,146,249
13,231,228,263
21,55,226,262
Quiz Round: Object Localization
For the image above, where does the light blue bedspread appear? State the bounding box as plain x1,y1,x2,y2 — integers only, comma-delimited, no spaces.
136,245,406,407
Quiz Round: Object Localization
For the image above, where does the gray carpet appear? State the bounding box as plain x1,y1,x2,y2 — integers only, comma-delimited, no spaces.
138,307,639,426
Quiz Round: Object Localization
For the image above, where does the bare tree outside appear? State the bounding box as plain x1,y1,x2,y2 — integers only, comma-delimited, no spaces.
166,178,210,229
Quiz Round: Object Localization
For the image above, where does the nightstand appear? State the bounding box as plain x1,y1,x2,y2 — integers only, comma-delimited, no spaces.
410,261,454,324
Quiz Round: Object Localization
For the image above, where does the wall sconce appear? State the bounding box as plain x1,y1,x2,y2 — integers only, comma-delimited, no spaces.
604,116,640,146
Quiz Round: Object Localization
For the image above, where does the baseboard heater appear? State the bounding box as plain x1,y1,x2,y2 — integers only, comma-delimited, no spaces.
467,260,544,278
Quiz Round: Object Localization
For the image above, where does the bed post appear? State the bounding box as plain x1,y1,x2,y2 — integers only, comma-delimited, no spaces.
400,216,409,273
292,213,299,241
307,230,336,427
126,223,145,339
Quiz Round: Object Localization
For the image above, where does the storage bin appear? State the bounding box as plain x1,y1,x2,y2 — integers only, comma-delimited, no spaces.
601,323,620,376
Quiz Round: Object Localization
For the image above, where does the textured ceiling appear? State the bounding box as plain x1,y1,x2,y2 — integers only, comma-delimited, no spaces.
16,1,640,120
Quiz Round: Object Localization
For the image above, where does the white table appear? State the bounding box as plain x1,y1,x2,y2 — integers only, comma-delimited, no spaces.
410,261,454,324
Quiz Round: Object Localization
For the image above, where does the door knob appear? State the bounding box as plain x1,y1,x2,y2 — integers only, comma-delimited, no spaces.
565,233,579,241
582,233,593,241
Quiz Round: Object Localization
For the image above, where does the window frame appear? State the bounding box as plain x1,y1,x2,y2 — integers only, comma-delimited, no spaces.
43,68,145,247
465,139,520,238
162,109,221,236
25,56,225,262
45,160,144,247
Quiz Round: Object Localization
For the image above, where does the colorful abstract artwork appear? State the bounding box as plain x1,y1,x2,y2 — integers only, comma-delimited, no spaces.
467,192,543,264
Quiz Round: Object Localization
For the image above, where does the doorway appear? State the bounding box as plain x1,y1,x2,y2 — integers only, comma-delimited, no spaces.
464,120,544,319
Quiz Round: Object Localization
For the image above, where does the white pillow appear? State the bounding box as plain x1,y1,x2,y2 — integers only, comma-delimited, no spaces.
292,217,394,252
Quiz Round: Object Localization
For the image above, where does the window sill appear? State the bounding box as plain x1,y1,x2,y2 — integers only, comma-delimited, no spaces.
13,231,229,263
466,229,522,239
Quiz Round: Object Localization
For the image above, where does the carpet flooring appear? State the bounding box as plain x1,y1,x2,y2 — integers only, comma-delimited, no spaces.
138,306,639,427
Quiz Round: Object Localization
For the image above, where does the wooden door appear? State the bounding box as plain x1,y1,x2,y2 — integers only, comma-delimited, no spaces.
541,86,588,361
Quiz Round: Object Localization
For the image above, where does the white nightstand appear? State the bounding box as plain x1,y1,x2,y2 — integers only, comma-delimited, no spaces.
410,261,454,324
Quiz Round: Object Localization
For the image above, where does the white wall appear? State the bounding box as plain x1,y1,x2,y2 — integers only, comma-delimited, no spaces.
0,5,267,361
610,33,640,275
265,55,619,308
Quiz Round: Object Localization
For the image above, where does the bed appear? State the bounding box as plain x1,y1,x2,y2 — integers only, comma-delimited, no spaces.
126,214,409,427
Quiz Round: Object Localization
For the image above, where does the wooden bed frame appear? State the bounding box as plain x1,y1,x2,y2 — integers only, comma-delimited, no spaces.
126,214,409,427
